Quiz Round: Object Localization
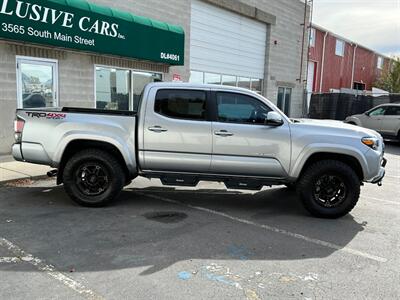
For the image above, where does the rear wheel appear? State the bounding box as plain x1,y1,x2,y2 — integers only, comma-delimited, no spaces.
63,149,125,207
296,160,360,218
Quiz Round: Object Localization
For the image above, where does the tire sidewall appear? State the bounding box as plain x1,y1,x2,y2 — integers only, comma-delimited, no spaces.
63,150,124,206
298,161,360,218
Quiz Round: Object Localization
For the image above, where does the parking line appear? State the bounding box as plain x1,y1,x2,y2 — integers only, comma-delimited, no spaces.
361,196,400,206
139,192,388,263
0,257,20,263
0,238,103,300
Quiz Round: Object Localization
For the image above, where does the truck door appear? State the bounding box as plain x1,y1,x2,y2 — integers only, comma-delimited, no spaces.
141,88,212,172
211,91,291,177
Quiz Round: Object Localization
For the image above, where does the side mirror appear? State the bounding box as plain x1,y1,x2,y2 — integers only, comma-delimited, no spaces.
265,111,284,126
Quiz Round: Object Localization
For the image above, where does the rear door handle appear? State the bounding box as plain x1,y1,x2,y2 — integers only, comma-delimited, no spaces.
148,126,168,133
214,130,234,137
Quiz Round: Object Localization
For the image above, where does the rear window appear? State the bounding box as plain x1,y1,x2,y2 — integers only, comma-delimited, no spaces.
384,106,400,116
155,89,207,121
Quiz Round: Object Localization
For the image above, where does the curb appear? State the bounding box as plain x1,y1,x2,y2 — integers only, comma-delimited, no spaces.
0,174,53,186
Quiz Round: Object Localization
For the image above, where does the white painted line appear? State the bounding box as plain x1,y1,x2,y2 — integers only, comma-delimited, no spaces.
139,192,388,263
0,257,20,263
361,196,400,206
0,238,103,300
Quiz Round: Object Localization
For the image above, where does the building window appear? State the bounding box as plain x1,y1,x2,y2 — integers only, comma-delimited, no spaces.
190,70,262,93
277,87,292,116
131,71,162,111
96,67,130,110
16,57,58,109
309,28,316,47
353,82,366,91
155,89,207,121
377,56,384,69
95,66,161,111
335,39,345,57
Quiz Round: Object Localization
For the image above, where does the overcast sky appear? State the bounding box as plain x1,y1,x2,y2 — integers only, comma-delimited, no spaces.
312,0,400,57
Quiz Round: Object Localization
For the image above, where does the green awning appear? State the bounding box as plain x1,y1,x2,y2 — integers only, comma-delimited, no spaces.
0,0,185,65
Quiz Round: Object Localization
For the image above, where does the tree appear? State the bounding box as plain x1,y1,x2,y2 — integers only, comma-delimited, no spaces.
374,58,400,93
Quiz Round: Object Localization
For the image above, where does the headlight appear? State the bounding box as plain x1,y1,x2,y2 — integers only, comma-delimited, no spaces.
361,137,380,150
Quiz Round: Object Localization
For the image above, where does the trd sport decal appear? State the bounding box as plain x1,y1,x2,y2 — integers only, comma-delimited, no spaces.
26,112,66,119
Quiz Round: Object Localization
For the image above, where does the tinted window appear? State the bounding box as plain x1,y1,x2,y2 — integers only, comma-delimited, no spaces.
384,106,400,116
369,107,386,116
155,90,207,120
216,92,272,124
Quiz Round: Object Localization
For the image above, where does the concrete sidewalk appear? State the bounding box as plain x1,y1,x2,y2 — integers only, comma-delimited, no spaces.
0,155,51,183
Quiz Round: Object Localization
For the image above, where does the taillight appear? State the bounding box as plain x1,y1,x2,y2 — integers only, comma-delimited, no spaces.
14,118,25,133
14,118,25,143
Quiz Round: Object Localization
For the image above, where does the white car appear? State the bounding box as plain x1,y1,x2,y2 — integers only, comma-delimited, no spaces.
345,103,400,142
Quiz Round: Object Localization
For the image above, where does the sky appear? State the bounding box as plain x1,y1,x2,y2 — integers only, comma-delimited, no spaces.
312,0,400,57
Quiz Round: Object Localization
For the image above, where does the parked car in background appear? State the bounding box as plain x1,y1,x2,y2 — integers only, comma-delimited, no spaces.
345,104,400,142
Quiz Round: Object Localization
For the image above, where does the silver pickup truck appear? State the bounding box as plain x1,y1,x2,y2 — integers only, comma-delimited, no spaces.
12,82,386,218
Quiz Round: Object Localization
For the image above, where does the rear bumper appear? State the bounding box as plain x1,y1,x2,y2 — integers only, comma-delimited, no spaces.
12,142,52,165
12,144,23,162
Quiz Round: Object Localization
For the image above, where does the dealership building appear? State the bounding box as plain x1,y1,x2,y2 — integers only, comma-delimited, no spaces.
0,0,308,154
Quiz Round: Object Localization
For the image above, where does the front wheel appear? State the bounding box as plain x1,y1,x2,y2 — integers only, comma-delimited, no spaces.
63,149,125,207
296,160,360,218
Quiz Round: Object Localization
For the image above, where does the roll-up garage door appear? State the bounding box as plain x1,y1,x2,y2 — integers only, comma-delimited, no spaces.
190,0,267,79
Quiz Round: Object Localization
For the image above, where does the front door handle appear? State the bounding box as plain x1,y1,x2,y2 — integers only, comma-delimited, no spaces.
214,130,234,137
148,126,168,133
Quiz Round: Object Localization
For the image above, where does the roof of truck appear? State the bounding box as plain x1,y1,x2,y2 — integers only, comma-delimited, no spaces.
146,82,261,94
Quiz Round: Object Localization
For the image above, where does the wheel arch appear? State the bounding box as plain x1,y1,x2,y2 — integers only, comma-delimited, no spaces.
298,152,364,181
291,146,368,182
56,139,135,185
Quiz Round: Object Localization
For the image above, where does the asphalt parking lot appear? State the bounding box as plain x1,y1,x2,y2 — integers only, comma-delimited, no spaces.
1,143,399,300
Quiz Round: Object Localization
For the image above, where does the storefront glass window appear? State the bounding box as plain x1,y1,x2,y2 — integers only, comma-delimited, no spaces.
204,73,221,85
17,58,57,109
96,67,130,110
132,71,162,111
221,75,237,86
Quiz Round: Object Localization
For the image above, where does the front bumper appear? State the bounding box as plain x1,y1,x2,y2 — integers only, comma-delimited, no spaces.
369,157,386,185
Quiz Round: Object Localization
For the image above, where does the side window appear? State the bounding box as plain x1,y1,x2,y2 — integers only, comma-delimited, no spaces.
216,92,272,125
384,106,400,116
155,89,207,121
369,107,386,116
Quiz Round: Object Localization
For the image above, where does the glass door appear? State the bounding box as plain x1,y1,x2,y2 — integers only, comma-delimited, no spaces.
277,87,292,116
16,57,58,109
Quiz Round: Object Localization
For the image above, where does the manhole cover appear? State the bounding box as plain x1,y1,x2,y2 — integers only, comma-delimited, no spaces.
143,211,187,224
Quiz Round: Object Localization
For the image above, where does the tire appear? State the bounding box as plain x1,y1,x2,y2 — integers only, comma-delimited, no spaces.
63,149,125,207
296,160,360,219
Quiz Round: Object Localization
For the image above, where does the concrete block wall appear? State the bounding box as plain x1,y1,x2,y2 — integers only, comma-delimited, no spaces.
0,43,18,155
